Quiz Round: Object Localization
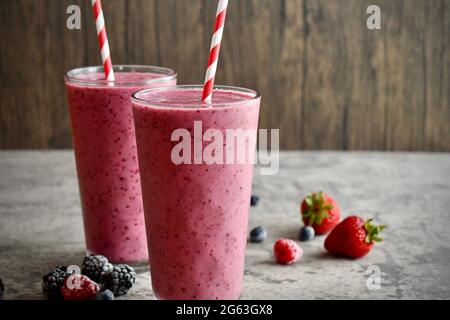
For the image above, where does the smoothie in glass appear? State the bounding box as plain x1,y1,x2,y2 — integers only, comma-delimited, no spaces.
132,85,260,299
65,65,177,263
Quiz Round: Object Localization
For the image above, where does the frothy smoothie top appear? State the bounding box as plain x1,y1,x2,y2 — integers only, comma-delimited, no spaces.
134,87,259,109
75,72,166,83
66,72,174,87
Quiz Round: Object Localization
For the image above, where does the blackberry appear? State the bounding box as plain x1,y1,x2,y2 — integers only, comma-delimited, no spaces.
0,278,4,298
42,266,68,299
81,255,113,284
104,264,136,296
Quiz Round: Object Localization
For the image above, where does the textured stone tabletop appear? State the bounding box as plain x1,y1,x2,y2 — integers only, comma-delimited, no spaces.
0,151,449,300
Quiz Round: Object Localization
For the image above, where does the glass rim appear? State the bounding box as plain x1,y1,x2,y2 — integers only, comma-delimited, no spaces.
64,65,177,87
131,85,261,109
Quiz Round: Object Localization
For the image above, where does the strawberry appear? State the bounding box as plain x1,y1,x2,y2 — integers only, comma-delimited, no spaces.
61,274,100,300
324,216,386,259
301,191,340,235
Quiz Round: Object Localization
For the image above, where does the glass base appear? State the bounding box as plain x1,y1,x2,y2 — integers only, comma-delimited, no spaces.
86,249,149,270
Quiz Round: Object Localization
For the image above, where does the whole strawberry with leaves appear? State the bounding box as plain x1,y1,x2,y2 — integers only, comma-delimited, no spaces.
301,191,340,235
325,216,386,259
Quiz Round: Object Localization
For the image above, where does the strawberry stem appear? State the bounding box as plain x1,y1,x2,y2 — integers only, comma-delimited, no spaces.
364,218,386,244
303,191,333,225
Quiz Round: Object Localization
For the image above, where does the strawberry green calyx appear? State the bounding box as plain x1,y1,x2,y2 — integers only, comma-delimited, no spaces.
364,219,386,244
303,191,334,225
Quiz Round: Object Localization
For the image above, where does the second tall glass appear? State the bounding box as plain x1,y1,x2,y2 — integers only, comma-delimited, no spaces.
132,85,261,299
65,65,177,263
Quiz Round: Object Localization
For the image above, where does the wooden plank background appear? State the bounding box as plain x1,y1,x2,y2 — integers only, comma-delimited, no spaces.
0,0,448,151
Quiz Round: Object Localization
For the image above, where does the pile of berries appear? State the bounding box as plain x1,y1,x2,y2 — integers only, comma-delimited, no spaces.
300,191,385,258
42,255,136,300
248,191,386,265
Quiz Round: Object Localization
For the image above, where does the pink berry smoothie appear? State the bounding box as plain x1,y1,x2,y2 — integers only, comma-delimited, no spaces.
132,86,261,299
65,65,177,263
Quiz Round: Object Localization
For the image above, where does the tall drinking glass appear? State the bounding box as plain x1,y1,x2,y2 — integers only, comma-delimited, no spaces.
65,65,177,263
132,85,261,299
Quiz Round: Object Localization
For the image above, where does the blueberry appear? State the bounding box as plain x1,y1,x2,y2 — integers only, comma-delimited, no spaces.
92,289,115,300
250,226,267,243
299,226,315,241
250,195,260,206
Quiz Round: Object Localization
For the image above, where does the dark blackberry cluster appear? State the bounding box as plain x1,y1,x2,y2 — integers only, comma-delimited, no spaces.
42,266,68,299
41,255,136,300
104,264,136,296
81,255,113,283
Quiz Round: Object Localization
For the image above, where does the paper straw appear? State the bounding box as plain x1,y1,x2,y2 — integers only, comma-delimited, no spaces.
91,0,114,81
202,0,229,102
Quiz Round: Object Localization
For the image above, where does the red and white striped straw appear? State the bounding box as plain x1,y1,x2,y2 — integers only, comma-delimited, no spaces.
91,0,114,81
202,0,229,102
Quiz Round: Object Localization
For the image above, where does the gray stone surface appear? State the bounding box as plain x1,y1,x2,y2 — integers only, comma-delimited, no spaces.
0,151,449,300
